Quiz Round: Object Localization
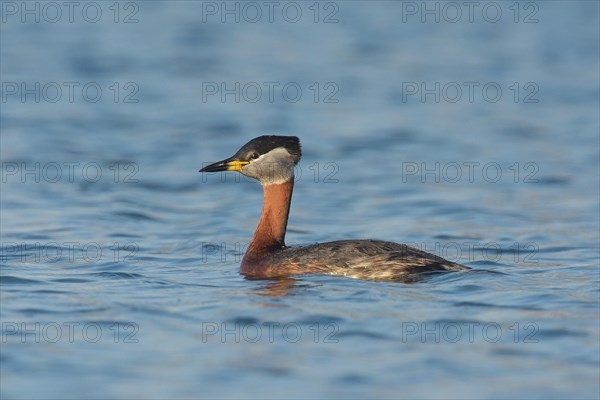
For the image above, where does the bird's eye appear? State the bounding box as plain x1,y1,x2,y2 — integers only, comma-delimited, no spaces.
250,152,260,160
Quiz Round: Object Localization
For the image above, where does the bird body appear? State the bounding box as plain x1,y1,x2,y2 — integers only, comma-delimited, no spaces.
200,135,469,281
242,239,468,280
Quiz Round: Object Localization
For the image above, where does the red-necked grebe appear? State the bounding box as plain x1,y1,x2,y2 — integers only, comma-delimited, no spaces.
200,135,469,281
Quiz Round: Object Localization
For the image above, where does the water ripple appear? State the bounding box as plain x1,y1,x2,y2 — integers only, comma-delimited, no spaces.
453,301,542,311
113,211,159,221
0,276,47,285
336,329,394,341
92,272,145,280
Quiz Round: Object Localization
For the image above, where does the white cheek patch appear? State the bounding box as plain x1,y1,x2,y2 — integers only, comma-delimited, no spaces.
242,147,295,185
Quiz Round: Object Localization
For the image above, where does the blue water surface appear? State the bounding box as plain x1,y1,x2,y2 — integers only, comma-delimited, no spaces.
1,1,599,399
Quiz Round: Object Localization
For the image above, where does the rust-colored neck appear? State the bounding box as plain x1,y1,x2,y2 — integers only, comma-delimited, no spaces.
243,180,294,264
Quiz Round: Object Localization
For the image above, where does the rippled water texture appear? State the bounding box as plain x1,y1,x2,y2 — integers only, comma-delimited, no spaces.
1,2,599,399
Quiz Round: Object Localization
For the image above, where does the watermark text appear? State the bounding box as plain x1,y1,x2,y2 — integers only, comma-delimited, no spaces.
201,82,339,103
2,322,139,343
2,162,139,184
1,1,139,23
200,1,339,23
1,242,138,263
401,161,539,183
201,321,339,343
400,1,539,24
401,81,539,103
2,82,139,103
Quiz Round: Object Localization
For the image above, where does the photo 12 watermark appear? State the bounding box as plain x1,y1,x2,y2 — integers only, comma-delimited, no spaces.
400,82,539,104
400,321,539,343
1,1,140,24
1,242,139,264
399,1,539,24
400,161,539,184
1,162,139,184
1,322,139,343
201,81,339,104
200,1,339,23
1,82,140,104
200,321,339,343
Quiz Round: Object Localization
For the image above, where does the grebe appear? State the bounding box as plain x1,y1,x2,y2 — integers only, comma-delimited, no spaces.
200,135,469,281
